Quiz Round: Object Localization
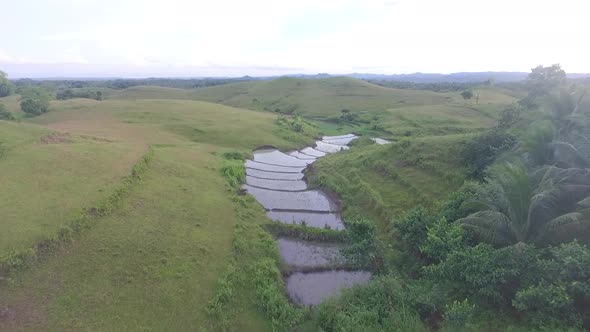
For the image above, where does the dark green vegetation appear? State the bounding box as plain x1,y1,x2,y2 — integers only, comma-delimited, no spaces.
1,64,588,331
304,65,590,331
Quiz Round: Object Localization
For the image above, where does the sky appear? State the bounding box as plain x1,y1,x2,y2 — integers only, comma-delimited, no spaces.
1,0,589,78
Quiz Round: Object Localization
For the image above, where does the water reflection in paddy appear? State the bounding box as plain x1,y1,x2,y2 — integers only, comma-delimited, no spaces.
242,185,339,212
253,149,309,167
246,168,304,180
286,271,372,306
266,210,344,230
245,175,307,191
277,237,343,269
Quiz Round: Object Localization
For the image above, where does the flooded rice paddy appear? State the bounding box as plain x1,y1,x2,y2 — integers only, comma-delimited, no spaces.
242,134,392,306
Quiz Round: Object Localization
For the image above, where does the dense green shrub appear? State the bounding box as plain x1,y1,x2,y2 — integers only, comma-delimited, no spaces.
419,218,465,262
222,150,246,161
315,276,426,332
462,128,516,179
0,103,15,120
425,243,541,305
342,218,380,269
252,259,303,331
441,299,476,332
513,284,579,328
394,207,435,255
436,182,479,222
220,159,245,188
20,87,51,116
0,70,14,97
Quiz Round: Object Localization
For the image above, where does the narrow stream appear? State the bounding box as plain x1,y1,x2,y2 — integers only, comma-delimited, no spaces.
242,134,375,306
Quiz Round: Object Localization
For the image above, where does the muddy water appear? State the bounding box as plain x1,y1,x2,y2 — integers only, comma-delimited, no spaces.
242,185,339,212
322,137,357,146
322,134,356,140
266,211,344,230
372,138,391,145
245,160,305,173
300,147,326,157
286,271,372,306
315,140,350,154
245,176,307,191
289,151,317,161
246,168,304,181
253,149,309,167
277,238,343,269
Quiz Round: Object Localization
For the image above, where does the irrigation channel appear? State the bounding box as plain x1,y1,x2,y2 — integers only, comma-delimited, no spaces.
242,134,389,306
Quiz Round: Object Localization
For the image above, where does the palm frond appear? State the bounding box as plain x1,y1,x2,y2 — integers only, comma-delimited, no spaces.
459,211,515,246
577,196,590,209
550,141,590,168
536,212,590,245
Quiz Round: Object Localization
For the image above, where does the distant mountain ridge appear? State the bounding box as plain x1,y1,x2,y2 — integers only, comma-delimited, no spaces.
282,72,590,83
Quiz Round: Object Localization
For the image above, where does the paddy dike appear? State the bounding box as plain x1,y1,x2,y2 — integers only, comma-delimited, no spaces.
242,134,373,306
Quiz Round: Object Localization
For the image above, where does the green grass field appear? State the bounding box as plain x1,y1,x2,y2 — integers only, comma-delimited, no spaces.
0,94,313,330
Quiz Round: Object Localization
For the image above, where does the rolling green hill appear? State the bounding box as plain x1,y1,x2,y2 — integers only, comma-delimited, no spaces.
187,76,517,136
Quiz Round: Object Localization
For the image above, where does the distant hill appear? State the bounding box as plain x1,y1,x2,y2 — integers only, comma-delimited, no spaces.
278,72,590,83
348,72,529,83
188,76,454,118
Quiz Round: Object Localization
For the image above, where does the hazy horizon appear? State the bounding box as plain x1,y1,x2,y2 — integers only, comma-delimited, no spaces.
2,0,589,78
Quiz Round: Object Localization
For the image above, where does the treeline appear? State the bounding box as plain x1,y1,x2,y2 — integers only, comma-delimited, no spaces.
11,77,255,91
366,79,493,92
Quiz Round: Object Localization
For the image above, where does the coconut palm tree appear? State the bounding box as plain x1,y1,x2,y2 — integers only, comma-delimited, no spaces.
459,162,590,247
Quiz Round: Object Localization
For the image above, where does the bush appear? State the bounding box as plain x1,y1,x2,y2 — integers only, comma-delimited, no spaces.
419,218,464,262
462,128,516,179
441,299,476,332
0,103,15,120
395,207,435,255
513,284,580,328
20,87,51,116
437,182,479,222
252,259,303,331
220,160,245,188
343,218,380,269
222,150,246,161
425,243,541,306
0,70,14,97
315,276,427,332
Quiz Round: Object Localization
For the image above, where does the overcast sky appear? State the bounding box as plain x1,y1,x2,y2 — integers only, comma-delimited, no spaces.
1,0,589,78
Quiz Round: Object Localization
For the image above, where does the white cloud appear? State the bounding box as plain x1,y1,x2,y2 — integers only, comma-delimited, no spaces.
0,50,14,63
3,0,590,75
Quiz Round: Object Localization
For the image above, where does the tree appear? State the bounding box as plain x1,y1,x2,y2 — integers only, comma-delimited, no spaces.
459,162,590,247
0,103,14,120
462,128,516,179
340,108,356,122
20,87,51,116
96,91,103,101
419,218,465,262
460,90,473,101
527,64,566,97
520,120,556,165
0,70,14,97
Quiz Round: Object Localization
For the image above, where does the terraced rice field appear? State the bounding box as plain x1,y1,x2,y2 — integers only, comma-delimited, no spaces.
242,134,377,306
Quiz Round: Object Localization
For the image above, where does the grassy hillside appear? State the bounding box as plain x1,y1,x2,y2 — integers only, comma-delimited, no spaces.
0,121,143,254
188,76,517,136
190,77,449,116
308,135,468,230
0,97,312,330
